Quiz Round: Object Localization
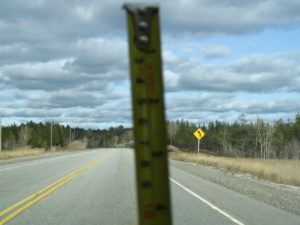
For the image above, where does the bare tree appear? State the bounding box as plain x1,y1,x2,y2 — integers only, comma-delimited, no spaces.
18,125,29,147
256,118,274,159
283,139,300,159
167,122,179,145
221,126,229,153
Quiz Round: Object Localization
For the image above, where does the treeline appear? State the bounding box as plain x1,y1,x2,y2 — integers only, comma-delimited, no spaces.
85,126,133,148
167,114,300,159
2,114,300,159
1,121,131,150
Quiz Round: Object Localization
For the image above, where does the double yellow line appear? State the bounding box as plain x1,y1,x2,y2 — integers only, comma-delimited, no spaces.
0,152,110,225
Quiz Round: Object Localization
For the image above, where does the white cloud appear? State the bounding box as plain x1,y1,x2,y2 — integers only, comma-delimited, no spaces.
165,91,300,122
163,0,300,36
164,52,300,93
163,41,231,60
163,50,180,65
74,5,95,22
67,38,127,74
164,70,180,89
0,0,300,128
0,59,81,90
202,44,231,58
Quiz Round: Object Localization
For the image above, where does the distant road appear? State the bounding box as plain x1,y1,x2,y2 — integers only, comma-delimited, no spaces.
0,149,299,225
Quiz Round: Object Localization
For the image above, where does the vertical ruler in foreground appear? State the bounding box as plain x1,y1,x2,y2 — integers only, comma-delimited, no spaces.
123,4,172,225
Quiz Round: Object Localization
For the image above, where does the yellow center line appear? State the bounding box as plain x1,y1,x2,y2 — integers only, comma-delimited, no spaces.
0,165,84,217
0,152,111,225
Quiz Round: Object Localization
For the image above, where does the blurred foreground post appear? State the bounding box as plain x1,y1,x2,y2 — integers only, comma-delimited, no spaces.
123,4,172,225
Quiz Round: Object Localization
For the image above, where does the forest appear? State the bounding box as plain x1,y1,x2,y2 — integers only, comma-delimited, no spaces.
1,121,131,151
167,114,300,159
1,113,300,159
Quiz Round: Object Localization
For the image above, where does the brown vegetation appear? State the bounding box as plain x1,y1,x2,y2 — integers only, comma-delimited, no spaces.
64,140,87,150
0,147,45,160
169,148,300,187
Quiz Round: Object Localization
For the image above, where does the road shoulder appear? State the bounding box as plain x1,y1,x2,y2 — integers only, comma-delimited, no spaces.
170,158,300,216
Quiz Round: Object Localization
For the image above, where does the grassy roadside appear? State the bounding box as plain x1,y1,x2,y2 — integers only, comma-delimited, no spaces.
168,146,300,187
0,140,88,160
0,147,46,160
64,140,87,150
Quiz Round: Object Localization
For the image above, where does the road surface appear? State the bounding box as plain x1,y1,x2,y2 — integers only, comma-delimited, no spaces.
0,149,299,225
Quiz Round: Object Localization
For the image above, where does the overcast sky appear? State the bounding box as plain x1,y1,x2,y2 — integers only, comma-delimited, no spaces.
1,0,300,129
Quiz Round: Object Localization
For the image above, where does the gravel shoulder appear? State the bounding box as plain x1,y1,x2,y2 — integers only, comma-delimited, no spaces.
170,158,300,216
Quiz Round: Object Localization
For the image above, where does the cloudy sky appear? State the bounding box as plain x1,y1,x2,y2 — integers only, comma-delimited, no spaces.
1,0,300,129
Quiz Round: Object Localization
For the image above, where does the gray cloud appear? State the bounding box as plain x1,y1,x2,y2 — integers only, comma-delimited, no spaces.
65,105,131,123
1,107,63,118
202,44,231,58
26,89,126,108
0,56,127,92
1,0,300,53
64,38,127,74
1,0,300,128
163,0,300,36
165,92,300,122
165,52,300,93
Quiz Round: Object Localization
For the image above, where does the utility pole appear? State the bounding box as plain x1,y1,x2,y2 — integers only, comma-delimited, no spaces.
124,4,172,224
0,113,2,152
103,135,106,148
50,123,53,151
69,126,71,144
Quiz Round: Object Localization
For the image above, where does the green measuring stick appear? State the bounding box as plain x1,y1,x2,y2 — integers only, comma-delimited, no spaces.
123,3,172,225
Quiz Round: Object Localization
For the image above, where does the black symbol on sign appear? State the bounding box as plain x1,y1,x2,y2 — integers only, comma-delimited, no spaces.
198,131,202,138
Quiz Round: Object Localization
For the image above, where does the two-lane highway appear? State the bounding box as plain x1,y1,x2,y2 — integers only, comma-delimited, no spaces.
0,149,137,225
0,149,299,225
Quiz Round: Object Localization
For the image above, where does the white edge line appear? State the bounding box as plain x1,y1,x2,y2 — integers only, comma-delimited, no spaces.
170,178,245,225
124,150,244,224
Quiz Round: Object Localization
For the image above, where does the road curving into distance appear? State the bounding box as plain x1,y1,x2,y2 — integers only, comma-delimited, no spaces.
0,148,299,225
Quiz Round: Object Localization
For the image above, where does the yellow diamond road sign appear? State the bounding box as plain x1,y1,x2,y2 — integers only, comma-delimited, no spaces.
194,128,206,140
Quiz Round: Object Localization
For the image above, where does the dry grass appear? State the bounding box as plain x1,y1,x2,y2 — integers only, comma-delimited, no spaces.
64,140,87,150
170,150,300,187
0,140,88,160
0,147,45,160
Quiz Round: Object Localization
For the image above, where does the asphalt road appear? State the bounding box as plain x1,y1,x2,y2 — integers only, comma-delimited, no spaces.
0,149,299,225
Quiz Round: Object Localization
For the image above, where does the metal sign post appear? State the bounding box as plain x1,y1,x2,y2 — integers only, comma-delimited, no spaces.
193,128,206,154
123,3,172,225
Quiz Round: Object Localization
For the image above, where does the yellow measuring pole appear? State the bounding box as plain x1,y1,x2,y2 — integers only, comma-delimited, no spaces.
123,3,172,225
